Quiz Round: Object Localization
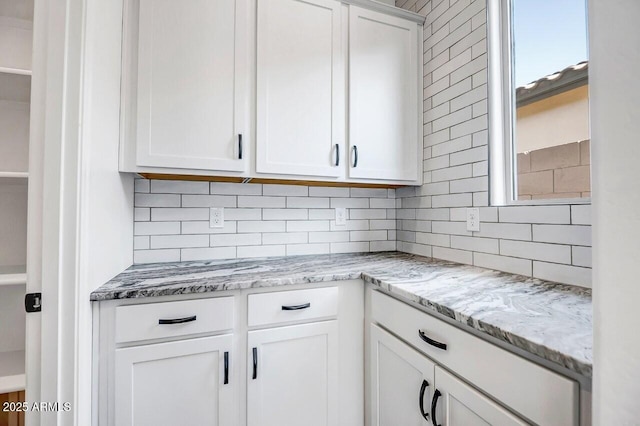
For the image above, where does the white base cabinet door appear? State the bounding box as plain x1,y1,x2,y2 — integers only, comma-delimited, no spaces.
256,0,344,178
114,334,235,426
348,6,420,182
247,321,338,426
370,324,435,426
132,0,248,172
432,366,528,426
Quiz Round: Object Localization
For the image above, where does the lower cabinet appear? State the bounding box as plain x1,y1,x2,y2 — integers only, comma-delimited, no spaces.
370,324,435,426
114,334,235,426
433,366,527,426
247,321,338,426
371,323,527,426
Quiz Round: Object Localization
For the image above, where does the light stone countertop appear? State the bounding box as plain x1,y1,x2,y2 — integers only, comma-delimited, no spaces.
91,251,592,378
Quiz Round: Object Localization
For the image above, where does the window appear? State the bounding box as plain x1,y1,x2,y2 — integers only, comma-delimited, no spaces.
488,0,590,205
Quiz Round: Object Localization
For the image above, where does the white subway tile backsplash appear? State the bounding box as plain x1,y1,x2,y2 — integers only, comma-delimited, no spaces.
473,253,532,276
498,206,571,225
533,261,591,288
182,247,236,262
133,236,150,250
309,209,335,220
371,240,396,252
238,196,286,208
350,230,387,241
181,194,237,208
474,223,532,241
152,208,209,222
309,186,350,197
182,221,237,235
287,220,330,232
433,247,473,264
350,209,387,220
210,233,262,247
331,241,370,254
500,240,572,264
287,197,330,208
262,209,308,220
532,225,591,246
135,179,150,193
238,221,286,233
134,249,181,264
262,232,308,245
263,184,308,197
151,235,209,249
225,208,262,221
330,219,370,231
134,208,151,222
572,246,592,268
309,231,350,243
135,193,181,208
151,180,208,194
237,245,286,258
211,182,262,195
135,221,181,236
286,243,331,256
450,235,498,254
330,197,369,208
571,205,591,225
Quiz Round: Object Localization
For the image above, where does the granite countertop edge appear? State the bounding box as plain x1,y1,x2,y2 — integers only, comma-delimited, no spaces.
90,252,592,378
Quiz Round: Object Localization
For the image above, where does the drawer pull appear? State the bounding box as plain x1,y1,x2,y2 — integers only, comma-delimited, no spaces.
281,303,311,311
252,347,258,380
158,315,197,325
419,379,430,421
238,134,243,160
224,351,229,385
431,389,442,426
418,329,447,351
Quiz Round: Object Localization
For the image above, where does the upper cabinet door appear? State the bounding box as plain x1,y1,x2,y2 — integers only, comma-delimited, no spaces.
349,7,419,181
256,0,344,178
134,0,248,171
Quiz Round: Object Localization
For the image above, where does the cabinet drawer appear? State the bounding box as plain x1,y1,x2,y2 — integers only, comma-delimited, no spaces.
115,297,234,344
248,286,338,327
371,290,578,426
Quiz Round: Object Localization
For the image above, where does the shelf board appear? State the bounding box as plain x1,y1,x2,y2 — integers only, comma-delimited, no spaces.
0,67,31,76
0,265,26,286
0,171,28,179
0,350,25,394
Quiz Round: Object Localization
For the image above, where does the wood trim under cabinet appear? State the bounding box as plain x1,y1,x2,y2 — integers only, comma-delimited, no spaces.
0,391,25,426
138,173,406,189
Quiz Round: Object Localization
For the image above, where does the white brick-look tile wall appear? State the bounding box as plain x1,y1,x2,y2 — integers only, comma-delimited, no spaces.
395,0,592,288
133,179,397,264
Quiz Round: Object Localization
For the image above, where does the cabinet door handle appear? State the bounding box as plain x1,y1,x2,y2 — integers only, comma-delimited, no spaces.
431,389,441,426
281,303,311,311
335,143,340,166
418,330,447,351
352,145,358,167
158,315,197,325
238,134,243,160
252,347,258,380
223,351,229,385
419,379,430,422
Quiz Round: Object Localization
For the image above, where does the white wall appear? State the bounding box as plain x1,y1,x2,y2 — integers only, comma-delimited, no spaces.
590,0,640,422
395,0,592,288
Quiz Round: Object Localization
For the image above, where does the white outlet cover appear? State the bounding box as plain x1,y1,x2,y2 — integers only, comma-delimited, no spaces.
466,208,480,232
210,207,224,228
335,208,347,226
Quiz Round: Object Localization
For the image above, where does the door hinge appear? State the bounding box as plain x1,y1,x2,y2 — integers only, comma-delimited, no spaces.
25,293,42,313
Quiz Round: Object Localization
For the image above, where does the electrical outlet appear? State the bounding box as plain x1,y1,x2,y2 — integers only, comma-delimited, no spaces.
335,208,347,226
210,207,224,228
466,208,480,232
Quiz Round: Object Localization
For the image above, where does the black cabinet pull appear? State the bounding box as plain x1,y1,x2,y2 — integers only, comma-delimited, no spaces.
223,351,229,385
335,143,340,166
238,134,243,160
352,145,358,167
158,315,197,325
418,330,447,351
252,347,258,380
419,379,430,422
281,303,311,311
431,389,441,426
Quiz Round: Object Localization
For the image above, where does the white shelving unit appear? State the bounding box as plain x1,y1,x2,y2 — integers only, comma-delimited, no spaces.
0,0,34,398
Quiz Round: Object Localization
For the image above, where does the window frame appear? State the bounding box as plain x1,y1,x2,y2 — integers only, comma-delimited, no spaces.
487,0,591,206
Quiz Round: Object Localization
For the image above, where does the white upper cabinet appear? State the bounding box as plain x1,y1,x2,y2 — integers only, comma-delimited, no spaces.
128,0,248,172
348,6,420,182
256,0,344,178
